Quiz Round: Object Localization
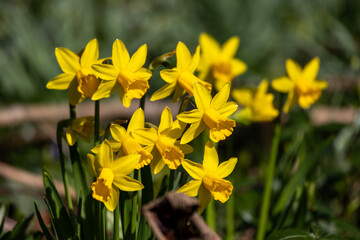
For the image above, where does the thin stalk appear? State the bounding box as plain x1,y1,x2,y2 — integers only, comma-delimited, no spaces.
256,123,281,240
168,170,175,191
95,100,100,145
226,178,234,240
114,205,120,240
206,199,216,231
141,165,153,205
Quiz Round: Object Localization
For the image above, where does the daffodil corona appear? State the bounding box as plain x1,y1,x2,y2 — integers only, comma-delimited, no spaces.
197,33,247,91
177,82,238,144
46,39,104,105
92,39,152,107
88,140,143,211
66,116,103,146
271,57,327,113
232,80,279,123
177,141,237,212
151,42,212,102
131,107,193,174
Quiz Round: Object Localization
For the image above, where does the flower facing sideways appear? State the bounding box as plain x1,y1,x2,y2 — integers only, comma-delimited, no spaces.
108,108,153,169
87,140,143,211
46,39,104,105
271,57,327,113
92,39,152,107
66,116,104,146
150,42,212,103
197,33,247,91
131,107,193,174
177,82,238,144
232,80,279,124
177,141,237,212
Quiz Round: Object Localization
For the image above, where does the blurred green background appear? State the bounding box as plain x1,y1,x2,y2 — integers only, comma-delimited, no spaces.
1,0,360,238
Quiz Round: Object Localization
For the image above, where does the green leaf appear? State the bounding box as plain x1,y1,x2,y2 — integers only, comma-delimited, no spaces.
266,229,315,240
43,169,75,239
1,214,34,240
273,138,332,214
34,202,53,240
0,204,8,235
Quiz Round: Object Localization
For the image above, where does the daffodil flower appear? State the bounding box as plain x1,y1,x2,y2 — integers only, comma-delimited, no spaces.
87,139,143,211
92,39,152,108
108,108,153,169
131,107,193,174
46,39,104,105
150,42,212,103
271,57,327,113
232,80,279,123
197,33,247,91
177,82,238,144
66,116,104,146
177,141,237,213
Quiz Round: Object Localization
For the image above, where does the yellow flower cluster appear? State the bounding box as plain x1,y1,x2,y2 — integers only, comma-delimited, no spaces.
47,33,327,212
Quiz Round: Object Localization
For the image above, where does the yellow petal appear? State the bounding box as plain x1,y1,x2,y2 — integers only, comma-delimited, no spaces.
232,88,253,106
111,154,140,175
46,73,75,90
172,84,186,102
182,159,205,180
150,82,176,101
92,64,118,80
81,38,99,67
177,180,202,197
127,108,145,132
112,39,130,71
180,121,206,144
92,80,118,101
216,157,237,178
176,42,191,71
178,142,194,154
194,82,212,111
158,107,173,134
271,77,294,93
199,33,220,61
68,80,84,106
283,90,297,113
286,59,302,80
152,157,166,175
55,47,80,74
221,36,239,59
87,153,99,176
110,124,127,142
131,128,158,145
103,187,119,212
217,101,238,117
302,57,320,81
99,140,113,168
211,82,231,110
65,127,77,146
188,46,200,73
231,59,247,76
113,175,144,191
118,87,132,108
127,44,147,72
198,184,212,213
177,109,203,123
203,141,219,172
160,69,179,83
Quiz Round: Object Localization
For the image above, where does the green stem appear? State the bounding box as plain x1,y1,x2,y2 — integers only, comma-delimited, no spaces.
168,170,175,191
256,123,281,240
114,205,120,240
206,199,216,231
141,165,153,205
226,178,234,240
95,100,100,145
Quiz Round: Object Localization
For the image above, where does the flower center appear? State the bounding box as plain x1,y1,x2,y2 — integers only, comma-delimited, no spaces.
203,108,235,141
122,138,153,169
203,173,233,203
295,82,322,108
117,71,149,99
76,68,100,98
91,168,114,203
155,135,183,169
211,61,233,82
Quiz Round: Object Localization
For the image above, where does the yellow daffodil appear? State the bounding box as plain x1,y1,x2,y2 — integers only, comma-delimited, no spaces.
177,141,237,213
66,116,104,146
87,139,143,211
177,82,238,144
271,57,327,113
232,80,279,123
92,39,152,107
198,33,247,91
108,108,153,169
150,42,212,103
131,107,193,174
46,39,104,105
